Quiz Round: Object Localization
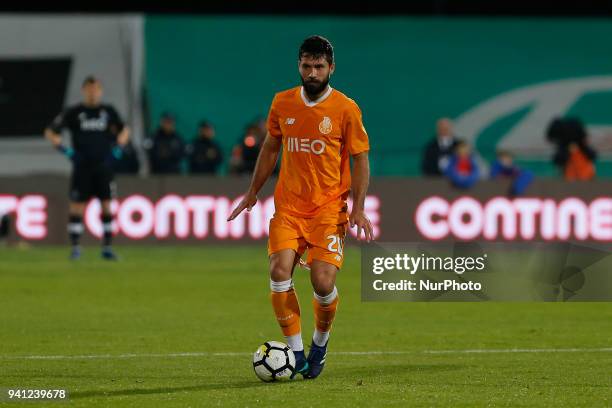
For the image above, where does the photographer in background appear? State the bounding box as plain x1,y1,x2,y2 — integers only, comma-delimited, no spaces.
229,123,265,175
187,121,223,175
144,112,186,175
546,116,597,181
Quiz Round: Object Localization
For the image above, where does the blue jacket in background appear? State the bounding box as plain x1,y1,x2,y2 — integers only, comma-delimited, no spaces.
444,155,480,189
489,159,534,196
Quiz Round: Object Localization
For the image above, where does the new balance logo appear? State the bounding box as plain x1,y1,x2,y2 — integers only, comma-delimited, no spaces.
285,118,295,125
287,137,326,155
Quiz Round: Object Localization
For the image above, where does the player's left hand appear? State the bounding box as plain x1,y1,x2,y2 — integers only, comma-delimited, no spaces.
117,127,130,146
349,210,374,242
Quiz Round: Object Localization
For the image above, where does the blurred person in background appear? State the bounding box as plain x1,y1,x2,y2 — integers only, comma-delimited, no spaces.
144,112,186,174
546,116,597,181
444,140,480,189
250,114,268,136
251,116,281,176
490,150,534,196
44,75,129,260
421,117,461,176
187,120,223,174
229,123,265,175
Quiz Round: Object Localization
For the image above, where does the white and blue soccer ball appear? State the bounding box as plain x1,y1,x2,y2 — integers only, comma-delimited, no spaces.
252,341,296,382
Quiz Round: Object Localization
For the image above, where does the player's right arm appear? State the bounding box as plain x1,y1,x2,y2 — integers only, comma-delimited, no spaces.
44,127,62,147
227,132,281,221
44,109,75,158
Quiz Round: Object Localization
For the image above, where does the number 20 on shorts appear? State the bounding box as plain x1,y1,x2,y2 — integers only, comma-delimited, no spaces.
326,234,344,256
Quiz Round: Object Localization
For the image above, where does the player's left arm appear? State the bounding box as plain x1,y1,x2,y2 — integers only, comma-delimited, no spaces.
110,106,130,146
350,151,374,242
345,100,373,242
107,107,130,163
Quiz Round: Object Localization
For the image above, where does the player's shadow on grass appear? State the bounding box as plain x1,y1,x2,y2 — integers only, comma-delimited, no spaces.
68,365,464,399
69,380,293,399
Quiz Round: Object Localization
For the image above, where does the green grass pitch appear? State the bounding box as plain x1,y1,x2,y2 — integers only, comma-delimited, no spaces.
0,245,611,407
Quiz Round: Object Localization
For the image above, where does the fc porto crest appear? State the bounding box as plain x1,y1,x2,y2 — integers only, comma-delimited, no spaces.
319,116,332,134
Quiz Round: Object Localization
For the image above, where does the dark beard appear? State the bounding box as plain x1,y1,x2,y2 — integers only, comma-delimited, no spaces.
301,76,329,99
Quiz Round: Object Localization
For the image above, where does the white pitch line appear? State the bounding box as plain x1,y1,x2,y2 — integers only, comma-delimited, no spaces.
0,352,248,361
1,347,611,361
424,347,612,354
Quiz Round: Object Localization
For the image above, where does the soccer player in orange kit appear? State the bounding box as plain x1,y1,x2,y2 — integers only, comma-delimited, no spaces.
228,35,373,379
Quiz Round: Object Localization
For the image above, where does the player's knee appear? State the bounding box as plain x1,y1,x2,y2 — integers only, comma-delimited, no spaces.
310,262,336,296
313,282,334,297
269,261,292,283
312,274,335,297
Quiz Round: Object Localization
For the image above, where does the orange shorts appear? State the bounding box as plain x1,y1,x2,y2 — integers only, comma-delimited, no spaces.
268,209,349,269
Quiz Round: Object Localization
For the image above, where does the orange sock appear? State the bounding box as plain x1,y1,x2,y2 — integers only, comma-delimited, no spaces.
270,288,302,336
313,291,339,334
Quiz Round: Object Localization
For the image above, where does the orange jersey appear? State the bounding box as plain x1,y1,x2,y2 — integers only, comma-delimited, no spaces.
267,86,369,218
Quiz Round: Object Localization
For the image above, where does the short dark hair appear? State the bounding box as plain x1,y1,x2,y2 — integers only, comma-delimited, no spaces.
161,112,176,121
82,75,100,87
199,120,213,129
299,35,334,65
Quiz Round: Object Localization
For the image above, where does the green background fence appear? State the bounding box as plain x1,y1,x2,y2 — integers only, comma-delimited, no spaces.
145,16,612,176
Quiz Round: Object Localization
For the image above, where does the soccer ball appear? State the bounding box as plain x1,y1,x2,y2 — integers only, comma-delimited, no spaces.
252,341,296,382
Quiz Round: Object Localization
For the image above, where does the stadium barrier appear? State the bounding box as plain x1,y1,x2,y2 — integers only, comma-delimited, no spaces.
0,176,610,245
